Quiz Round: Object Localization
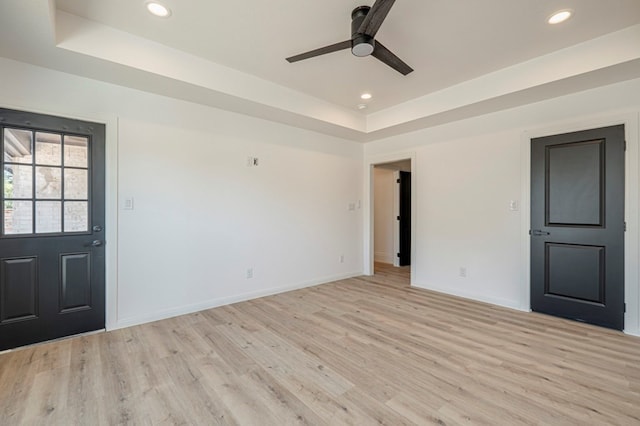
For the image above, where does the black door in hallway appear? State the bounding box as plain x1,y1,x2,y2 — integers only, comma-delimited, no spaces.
398,171,411,266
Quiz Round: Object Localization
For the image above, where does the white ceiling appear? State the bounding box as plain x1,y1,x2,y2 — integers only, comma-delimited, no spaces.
55,0,640,113
0,0,639,141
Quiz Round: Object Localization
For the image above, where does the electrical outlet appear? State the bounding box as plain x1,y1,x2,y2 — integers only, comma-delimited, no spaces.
246,268,253,279
459,267,467,278
339,254,345,263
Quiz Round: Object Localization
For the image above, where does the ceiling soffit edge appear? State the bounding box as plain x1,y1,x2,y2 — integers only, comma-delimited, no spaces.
51,6,640,142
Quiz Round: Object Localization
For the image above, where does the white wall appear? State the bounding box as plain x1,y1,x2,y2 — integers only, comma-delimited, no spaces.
2,55,639,337
416,130,522,306
373,168,396,264
365,78,640,336
0,57,364,329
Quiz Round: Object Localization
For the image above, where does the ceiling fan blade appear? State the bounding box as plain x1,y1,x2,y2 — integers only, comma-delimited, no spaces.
286,40,351,63
371,40,413,75
357,0,396,38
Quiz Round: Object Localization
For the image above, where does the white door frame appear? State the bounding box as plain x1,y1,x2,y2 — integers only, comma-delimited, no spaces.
364,152,417,283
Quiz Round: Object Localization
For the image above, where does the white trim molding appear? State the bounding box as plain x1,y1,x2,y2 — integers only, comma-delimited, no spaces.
364,151,417,284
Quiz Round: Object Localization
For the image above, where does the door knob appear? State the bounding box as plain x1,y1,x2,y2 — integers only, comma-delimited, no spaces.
88,240,104,247
530,230,550,236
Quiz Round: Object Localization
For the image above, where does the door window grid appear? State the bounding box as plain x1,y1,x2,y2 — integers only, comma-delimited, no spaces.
2,128,90,236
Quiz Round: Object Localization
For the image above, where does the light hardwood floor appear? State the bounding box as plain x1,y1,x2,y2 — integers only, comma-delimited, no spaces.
2,263,640,425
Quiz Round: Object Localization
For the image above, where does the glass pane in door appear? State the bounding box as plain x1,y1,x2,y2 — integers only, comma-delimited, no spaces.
64,201,88,232
36,201,62,233
4,200,33,234
35,166,62,199
35,133,62,166
64,168,88,200
4,164,33,199
64,136,88,168
4,128,33,164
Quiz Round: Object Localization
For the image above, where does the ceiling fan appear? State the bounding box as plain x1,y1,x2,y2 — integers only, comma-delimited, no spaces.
286,0,413,76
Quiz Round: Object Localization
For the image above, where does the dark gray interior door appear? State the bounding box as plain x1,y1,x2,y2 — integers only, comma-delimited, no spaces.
398,171,411,266
0,108,105,350
531,125,624,330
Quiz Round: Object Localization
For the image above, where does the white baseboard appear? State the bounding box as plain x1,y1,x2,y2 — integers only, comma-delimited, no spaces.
412,282,640,338
624,328,640,337
412,282,525,312
110,271,362,331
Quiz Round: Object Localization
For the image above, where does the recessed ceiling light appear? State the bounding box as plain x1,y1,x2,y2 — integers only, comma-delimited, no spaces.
357,104,367,110
548,9,572,24
146,2,171,18
360,93,372,100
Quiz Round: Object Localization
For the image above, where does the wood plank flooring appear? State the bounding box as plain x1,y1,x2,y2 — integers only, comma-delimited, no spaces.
2,262,640,425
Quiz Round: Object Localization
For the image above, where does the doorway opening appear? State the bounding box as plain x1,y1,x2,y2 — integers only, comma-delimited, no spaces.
372,159,411,284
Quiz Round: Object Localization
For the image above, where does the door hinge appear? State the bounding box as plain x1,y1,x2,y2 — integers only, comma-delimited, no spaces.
396,179,400,183
397,253,400,258
624,140,627,151
397,216,400,221
624,222,627,232
624,303,626,313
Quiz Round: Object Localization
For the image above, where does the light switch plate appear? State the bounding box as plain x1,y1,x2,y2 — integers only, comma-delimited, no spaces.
123,197,134,210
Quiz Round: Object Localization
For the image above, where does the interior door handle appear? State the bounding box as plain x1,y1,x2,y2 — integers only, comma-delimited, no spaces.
87,240,104,247
530,230,550,236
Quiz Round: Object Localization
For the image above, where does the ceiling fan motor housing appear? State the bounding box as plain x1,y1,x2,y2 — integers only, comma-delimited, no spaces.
351,6,374,57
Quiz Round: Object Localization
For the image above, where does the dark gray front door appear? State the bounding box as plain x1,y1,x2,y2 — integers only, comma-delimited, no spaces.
531,125,625,330
0,108,105,350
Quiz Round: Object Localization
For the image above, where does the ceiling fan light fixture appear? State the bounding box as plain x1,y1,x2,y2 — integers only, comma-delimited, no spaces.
548,9,572,24
146,2,172,18
351,35,375,57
